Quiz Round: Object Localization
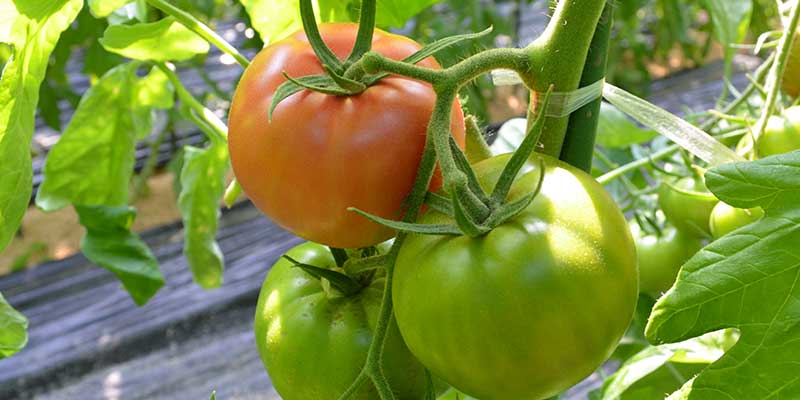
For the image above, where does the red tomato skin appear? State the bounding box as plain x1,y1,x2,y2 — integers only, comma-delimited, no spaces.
229,23,466,248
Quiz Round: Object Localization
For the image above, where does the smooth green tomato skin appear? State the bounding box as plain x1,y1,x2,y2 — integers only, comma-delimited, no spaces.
758,106,800,157
630,223,703,294
393,153,638,400
709,202,765,239
254,242,428,400
658,176,718,238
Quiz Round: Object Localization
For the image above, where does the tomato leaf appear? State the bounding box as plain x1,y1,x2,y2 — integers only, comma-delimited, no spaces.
598,330,736,399
77,205,164,306
87,0,132,17
99,16,210,61
0,291,28,359
36,62,148,212
134,66,175,110
0,0,83,253
602,83,743,166
596,102,657,148
178,142,228,289
704,150,800,211
702,0,751,84
646,151,800,398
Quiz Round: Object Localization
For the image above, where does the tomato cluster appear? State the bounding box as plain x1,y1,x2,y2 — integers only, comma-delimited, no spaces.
235,24,638,400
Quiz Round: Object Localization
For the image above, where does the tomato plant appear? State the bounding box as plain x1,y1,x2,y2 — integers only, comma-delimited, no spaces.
228,23,466,249
254,242,428,400
657,175,718,237
708,201,764,239
630,221,703,294
392,153,638,400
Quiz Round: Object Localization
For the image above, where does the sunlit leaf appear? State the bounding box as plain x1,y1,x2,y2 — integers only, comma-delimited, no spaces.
0,0,83,253
87,0,132,17
36,62,148,212
99,16,210,61
178,142,228,289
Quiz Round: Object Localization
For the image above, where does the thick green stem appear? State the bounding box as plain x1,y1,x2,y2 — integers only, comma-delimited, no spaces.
525,0,608,157
340,99,441,400
751,0,800,143
559,3,613,172
145,0,250,68
345,0,377,66
298,0,343,73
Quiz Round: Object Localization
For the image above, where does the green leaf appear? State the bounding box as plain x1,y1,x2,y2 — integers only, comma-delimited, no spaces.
602,83,743,167
596,102,657,148
599,330,736,400
646,152,800,399
0,291,28,359
704,150,800,212
178,142,228,289
0,2,19,44
77,205,164,305
241,0,439,44
0,0,83,253
87,0,132,17
99,16,210,61
703,0,752,81
134,66,175,110
373,0,439,28
36,62,148,212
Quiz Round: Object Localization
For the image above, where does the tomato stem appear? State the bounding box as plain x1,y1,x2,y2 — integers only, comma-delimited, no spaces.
344,0,377,67
298,0,344,74
524,0,608,158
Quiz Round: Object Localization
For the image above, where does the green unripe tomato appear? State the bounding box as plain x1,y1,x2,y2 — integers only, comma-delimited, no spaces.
658,176,718,237
254,242,428,400
394,153,638,400
758,106,800,157
709,201,765,239
630,222,703,294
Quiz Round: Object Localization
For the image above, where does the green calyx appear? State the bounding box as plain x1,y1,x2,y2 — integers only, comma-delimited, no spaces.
351,88,553,238
267,0,494,121
283,245,387,297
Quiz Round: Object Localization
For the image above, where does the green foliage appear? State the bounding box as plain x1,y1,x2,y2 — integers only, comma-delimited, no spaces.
646,151,800,398
597,329,736,400
88,0,132,17
240,0,439,45
703,0,752,85
99,17,210,61
77,205,164,305
596,102,657,148
178,142,228,289
36,62,150,212
0,291,27,359
0,0,83,254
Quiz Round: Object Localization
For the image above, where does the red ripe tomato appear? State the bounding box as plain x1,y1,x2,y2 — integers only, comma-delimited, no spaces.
228,23,466,248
